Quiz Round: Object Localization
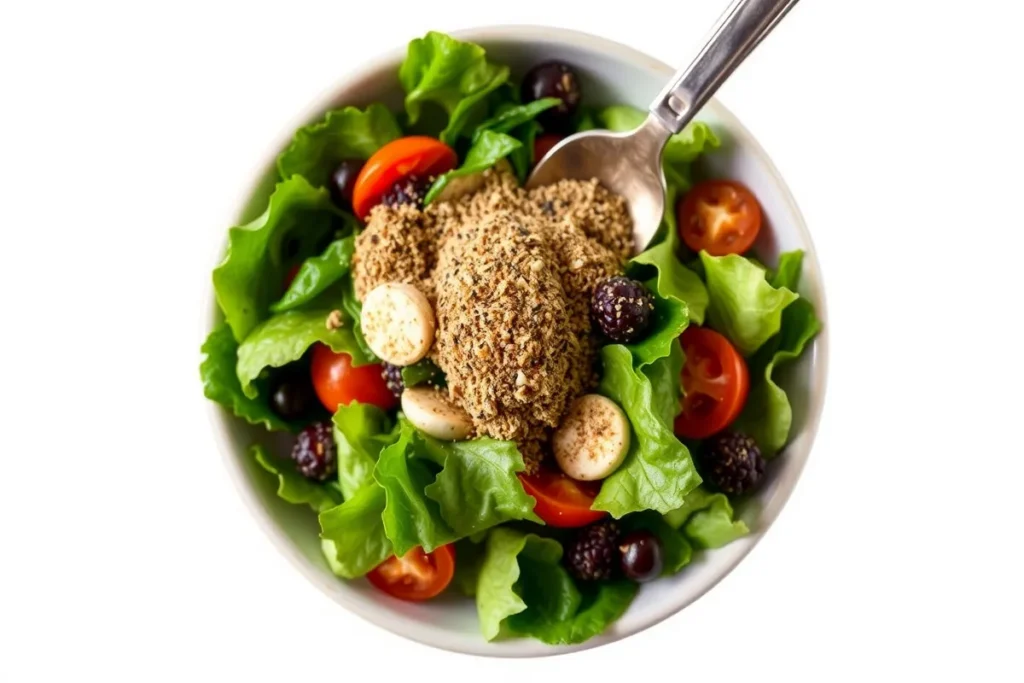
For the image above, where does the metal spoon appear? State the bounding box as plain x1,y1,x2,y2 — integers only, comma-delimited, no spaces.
526,0,799,254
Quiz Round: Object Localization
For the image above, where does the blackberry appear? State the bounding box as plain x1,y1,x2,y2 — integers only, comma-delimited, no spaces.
565,520,620,581
291,422,336,481
382,362,404,398
381,174,431,209
698,432,766,496
591,277,655,343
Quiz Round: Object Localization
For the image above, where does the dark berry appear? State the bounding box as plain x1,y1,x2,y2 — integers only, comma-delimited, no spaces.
381,363,404,398
521,62,582,133
591,276,656,343
619,530,663,582
566,520,620,581
268,367,317,420
291,422,336,481
381,174,431,209
328,159,364,208
699,432,766,496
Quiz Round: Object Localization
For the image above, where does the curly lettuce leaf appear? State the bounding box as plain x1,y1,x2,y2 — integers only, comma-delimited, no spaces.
630,186,709,326
701,251,799,356
419,433,542,536
598,105,719,192
663,487,749,549
212,176,346,342
251,445,341,512
452,537,487,597
399,31,510,145
270,237,354,313
235,308,365,399
735,251,822,456
277,104,401,187
318,484,392,579
424,130,521,204
200,323,292,432
332,402,398,499
474,528,636,644
593,344,701,516
623,276,689,367
374,422,456,555
340,275,378,364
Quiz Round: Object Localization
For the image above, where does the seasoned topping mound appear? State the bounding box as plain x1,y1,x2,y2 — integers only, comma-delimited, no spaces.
353,168,634,469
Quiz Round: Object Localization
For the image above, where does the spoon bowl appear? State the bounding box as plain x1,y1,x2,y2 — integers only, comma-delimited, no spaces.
527,0,799,253
525,114,668,255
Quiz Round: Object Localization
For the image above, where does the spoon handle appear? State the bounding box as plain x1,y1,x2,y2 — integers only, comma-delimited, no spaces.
649,0,799,134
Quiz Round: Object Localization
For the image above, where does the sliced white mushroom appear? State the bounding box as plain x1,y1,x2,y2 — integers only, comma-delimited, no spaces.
360,283,436,366
401,386,473,441
553,394,631,481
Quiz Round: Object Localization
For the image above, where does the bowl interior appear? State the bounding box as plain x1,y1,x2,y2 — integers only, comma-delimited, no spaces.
209,26,828,658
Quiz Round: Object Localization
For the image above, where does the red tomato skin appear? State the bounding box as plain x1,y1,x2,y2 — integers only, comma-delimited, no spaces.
366,544,455,602
309,344,397,413
351,137,457,219
518,471,607,528
677,179,762,257
673,327,749,440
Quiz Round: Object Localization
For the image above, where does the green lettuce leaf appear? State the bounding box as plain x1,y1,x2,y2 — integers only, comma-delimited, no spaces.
473,98,560,182
424,130,521,204
623,276,689,367
235,308,365,399
663,486,749,549
400,358,446,388
598,105,719,192
474,528,637,644
270,237,354,313
419,434,542,536
399,31,510,145
332,402,398,499
212,176,346,342
630,187,709,326
575,107,598,132
318,484,393,579
593,344,701,516
735,251,822,456
685,495,749,549
276,104,402,188
700,251,799,356
251,445,341,512
513,579,637,646
340,275,378,364
374,423,456,555
452,538,487,597
201,323,294,431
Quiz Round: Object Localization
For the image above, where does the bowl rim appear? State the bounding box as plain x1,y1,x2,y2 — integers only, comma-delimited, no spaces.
203,23,830,658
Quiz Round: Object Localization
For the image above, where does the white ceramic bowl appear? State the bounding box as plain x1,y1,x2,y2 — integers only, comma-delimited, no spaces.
206,25,829,658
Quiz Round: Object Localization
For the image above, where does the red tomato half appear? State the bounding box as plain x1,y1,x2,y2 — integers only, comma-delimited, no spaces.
519,468,606,528
367,545,455,601
351,136,457,219
309,344,397,413
677,179,762,256
533,134,563,164
673,327,749,440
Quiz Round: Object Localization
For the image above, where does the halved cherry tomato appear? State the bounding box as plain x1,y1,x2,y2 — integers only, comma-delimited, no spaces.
367,544,455,602
519,468,606,528
351,136,457,219
677,179,762,256
309,344,397,413
674,326,749,440
533,134,563,164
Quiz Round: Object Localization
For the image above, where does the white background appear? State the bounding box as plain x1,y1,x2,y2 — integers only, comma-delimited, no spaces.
2,0,1023,680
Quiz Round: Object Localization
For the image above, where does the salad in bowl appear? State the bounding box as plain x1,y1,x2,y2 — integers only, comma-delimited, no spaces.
200,29,822,647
